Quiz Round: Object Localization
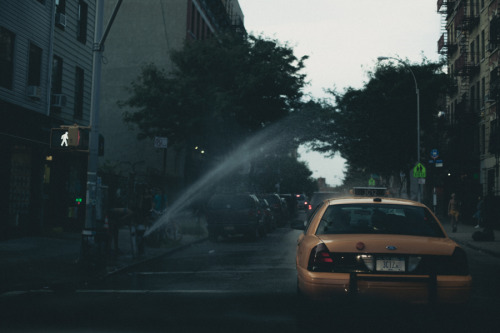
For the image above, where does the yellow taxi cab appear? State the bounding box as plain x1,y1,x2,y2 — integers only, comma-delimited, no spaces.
293,188,471,304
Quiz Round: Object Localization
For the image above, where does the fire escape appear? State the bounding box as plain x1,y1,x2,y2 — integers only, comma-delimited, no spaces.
488,4,500,160
438,0,480,178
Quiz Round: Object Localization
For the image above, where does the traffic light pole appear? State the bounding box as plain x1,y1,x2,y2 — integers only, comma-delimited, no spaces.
81,0,122,264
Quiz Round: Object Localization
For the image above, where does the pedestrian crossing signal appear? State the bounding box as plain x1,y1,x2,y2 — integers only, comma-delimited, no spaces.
50,126,90,151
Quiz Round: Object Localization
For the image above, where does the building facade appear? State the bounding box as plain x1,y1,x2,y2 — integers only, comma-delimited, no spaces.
0,0,95,238
98,0,244,204
438,0,500,199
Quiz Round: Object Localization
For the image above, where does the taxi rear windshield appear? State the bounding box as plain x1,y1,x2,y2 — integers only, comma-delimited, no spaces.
316,204,445,237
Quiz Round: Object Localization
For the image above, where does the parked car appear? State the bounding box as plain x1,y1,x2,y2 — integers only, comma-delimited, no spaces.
279,193,298,220
258,198,276,232
293,194,471,304
295,193,308,210
205,193,266,241
260,193,287,226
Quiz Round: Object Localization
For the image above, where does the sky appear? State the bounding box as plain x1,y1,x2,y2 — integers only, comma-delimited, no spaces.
238,0,443,186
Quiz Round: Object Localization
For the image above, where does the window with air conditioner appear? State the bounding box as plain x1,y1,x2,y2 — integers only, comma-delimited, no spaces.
56,13,66,28
51,94,67,107
55,0,66,29
27,43,42,99
51,55,63,111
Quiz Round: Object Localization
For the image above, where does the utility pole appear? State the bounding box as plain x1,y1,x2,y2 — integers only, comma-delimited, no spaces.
81,0,123,263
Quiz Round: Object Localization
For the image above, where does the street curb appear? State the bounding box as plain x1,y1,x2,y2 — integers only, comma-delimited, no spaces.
452,238,500,259
101,236,208,278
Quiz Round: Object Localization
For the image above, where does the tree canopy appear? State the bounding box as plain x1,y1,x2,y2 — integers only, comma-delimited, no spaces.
120,33,308,158
304,59,449,186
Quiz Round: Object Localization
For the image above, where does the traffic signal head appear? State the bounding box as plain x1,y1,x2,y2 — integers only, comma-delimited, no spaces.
50,126,89,151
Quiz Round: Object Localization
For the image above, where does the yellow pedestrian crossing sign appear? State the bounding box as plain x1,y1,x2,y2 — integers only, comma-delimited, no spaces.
413,163,426,178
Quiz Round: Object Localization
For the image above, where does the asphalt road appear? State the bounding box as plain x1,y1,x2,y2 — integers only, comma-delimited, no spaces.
1,220,500,332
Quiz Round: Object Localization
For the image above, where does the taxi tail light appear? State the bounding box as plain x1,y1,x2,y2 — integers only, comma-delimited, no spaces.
307,243,333,272
442,247,469,275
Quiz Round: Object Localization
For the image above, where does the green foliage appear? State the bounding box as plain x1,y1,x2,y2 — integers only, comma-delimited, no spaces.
121,32,308,158
305,59,448,183
251,154,318,196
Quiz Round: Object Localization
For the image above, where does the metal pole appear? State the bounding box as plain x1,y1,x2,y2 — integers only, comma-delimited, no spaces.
81,0,104,263
377,56,421,202
416,84,421,202
82,0,122,262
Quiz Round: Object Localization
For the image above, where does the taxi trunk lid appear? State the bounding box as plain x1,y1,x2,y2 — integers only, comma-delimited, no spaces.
318,234,457,256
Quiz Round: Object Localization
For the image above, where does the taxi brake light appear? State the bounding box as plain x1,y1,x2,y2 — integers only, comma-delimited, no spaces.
308,243,333,272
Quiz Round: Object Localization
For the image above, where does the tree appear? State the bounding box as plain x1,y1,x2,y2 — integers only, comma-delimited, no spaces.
120,32,308,159
304,59,449,189
250,154,318,196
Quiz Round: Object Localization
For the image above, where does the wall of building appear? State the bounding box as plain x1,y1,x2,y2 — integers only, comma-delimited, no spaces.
98,0,244,202
0,0,96,237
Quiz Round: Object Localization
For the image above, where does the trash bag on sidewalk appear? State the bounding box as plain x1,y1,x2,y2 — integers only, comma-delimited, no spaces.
472,228,495,241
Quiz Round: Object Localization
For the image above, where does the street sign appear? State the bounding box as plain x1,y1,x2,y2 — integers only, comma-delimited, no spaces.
430,149,439,160
368,177,376,186
154,136,168,148
413,163,426,178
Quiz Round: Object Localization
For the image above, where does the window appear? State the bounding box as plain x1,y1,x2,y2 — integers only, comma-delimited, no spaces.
28,43,42,86
55,0,66,29
77,1,88,43
315,204,445,237
0,26,15,89
471,41,475,64
476,83,480,110
482,77,486,107
476,35,480,58
74,66,84,118
482,30,485,59
51,56,63,112
55,0,66,13
481,124,486,154
470,86,475,112
52,56,63,94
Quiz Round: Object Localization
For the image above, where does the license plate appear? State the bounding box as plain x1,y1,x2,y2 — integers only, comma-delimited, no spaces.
376,257,405,272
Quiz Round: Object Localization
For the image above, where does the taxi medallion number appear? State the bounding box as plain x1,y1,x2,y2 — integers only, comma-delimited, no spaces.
376,256,405,272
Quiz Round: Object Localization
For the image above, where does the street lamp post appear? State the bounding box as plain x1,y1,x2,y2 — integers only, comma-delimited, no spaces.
377,56,421,202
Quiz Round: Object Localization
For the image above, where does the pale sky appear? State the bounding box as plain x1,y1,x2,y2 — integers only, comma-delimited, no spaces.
238,0,443,186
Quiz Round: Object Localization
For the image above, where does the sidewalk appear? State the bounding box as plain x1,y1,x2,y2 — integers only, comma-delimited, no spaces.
442,219,500,258
0,216,208,294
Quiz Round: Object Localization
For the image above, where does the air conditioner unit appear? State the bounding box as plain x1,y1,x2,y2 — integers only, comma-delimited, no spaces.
27,85,41,99
55,13,66,28
51,94,67,107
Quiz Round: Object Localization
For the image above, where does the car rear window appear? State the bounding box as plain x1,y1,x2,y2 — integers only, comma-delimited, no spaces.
208,195,254,210
315,204,445,237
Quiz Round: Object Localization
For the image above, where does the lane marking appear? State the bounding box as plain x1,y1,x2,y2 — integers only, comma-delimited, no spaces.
129,268,296,275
